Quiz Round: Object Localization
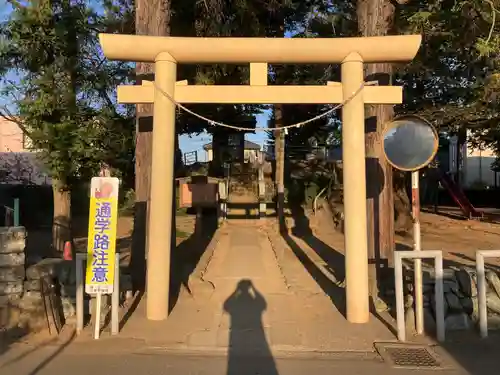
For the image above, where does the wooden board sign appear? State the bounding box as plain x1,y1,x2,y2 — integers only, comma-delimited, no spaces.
179,181,218,208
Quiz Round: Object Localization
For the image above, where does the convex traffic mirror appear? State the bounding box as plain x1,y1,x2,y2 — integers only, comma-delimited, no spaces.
382,115,439,171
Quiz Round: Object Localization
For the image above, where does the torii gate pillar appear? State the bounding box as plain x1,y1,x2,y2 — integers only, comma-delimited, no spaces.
341,52,369,322
147,52,177,320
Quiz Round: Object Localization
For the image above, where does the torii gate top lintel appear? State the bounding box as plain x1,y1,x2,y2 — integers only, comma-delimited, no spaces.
99,33,421,64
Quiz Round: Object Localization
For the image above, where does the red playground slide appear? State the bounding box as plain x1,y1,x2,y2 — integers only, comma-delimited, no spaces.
438,170,483,219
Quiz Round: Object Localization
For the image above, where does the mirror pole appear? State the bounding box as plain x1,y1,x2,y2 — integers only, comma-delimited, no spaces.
412,170,424,334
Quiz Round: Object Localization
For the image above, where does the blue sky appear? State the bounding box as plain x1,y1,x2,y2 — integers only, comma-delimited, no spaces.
1,1,16,111
180,113,269,161
0,0,10,17
0,0,270,161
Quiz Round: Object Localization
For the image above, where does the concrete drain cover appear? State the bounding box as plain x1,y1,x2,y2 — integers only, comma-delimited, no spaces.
375,343,443,369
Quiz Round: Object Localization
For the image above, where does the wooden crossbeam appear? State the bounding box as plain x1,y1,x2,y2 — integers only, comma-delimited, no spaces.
250,63,268,86
117,84,402,105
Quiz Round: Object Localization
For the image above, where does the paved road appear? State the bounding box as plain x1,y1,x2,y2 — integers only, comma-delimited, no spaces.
0,344,467,375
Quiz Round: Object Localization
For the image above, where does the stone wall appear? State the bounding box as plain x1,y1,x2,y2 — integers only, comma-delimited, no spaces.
23,256,133,328
403,266,500,332
23,258,82,327
1,226,132,334
0,227,26,328
0,227,70,331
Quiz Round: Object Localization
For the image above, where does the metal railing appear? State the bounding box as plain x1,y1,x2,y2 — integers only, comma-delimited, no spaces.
264,143,342,162
394,250,445,342
476,250,500,338
1,198,19,227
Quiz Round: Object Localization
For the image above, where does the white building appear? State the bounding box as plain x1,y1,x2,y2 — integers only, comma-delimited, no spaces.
203,140,261,163
449,131,498,188
0,118,50,185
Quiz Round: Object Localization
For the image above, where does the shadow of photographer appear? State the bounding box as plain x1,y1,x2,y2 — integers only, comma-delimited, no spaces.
223,279,278,375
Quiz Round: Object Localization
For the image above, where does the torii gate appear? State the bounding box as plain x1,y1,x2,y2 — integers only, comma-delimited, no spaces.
99,33,421,324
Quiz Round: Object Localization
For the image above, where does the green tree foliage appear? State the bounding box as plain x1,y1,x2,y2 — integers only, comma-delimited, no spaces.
0,0,134,186
394,0,500,150
0,0,134,250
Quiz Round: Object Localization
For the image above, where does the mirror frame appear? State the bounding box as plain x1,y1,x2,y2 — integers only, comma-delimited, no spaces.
382,114,439,172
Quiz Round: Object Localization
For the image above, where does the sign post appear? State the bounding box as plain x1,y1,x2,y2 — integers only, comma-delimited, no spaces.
411,170,422,333
382,115,438,336
85,177,120,339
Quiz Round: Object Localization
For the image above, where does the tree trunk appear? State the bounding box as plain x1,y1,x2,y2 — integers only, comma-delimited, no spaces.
52,179,71,254
273,20,286,232
357,0,398,301
52,0,76,256
130,0,172,292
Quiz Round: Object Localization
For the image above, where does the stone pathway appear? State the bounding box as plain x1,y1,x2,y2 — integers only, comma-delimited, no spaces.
202,225,288,297
83,219,399,354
